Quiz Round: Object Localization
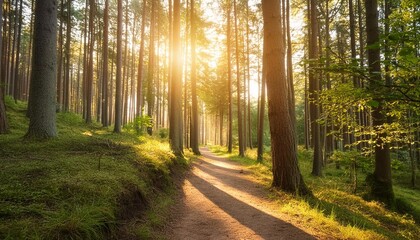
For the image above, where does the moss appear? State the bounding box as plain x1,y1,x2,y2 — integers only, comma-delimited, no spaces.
0,100,183,239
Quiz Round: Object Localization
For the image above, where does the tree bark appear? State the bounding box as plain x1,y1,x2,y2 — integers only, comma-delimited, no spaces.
257,44,266,162
262,0,310,195
169,0,183,157
13,0,23,101
64,0,71,112
122,0,129,125
101,0,109,126
183,0,189,149
246,1,252,149
233,0,244,157
286,0,295,131
0,90,7,134
190,0,200,155
136,0,147,120
114,0,123,133
0,0,8,134
146,0,156,135
309,0,323,176
85,0,95,123
324,0,334,156
365,0,394,207
56,0,64,110
25,0,57,139
227,0,233,153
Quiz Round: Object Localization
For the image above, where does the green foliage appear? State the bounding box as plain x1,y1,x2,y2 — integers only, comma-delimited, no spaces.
123,115,154,135
158,128,169,139
330,150,373,173
386,0,420,104
0,101,182,239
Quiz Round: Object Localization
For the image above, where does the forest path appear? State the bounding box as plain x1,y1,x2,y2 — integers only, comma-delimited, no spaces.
166,148,315,240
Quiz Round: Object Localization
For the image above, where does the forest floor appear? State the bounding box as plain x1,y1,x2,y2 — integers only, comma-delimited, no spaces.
166,148,316,240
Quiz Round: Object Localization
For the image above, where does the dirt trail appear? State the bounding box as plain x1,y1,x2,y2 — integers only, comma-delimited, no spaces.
167,148,315,240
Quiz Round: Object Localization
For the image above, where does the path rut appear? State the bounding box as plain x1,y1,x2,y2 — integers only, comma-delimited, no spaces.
167,148,315,240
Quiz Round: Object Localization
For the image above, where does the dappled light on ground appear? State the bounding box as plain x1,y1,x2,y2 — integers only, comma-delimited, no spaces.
168,148,315,239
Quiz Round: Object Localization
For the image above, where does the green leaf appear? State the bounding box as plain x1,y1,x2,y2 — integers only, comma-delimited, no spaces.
366,42,380,50
399,47,413,56
367,100,380,108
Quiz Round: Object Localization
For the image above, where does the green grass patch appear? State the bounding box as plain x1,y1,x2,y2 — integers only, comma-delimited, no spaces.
209,145,420,239
0,99,185,239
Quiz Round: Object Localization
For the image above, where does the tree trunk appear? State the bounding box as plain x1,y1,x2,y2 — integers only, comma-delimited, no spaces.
0,90,7,134
169,0,183,157
286,0,295,131
136,0,147,121
184,0,189,149
13,0,23,101
227,0,233,153
64,0,71,112
190,0,200,155
146,0,156,135
109,42,115,124
1,0,8,95
262,0,310,195
9,0,18,98
23,0,34,102
220,108,224,146
0,0,8,134
324,0,334,156
86,0,95,123
25,0,57,139
257,44,266,162
56,0,64,110
113,0,123,133
246,2,252,149
101,0,109,126
233,0,244,157
365,0,394,207
309,0,323,176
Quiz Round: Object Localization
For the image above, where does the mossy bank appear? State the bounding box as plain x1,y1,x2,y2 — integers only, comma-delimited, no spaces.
0,97,188,239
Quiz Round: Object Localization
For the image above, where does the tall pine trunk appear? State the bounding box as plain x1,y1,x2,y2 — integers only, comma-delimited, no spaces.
101,0,109,126
147,0,156,135
136,0,147,120
227,0,233,153
233,0,244,157
257,43,266,162
85,0,95,123
26,0,57,139
13,0,23,101
365,0,394,207
262,0,310,195
64,0,71,112
169,0,183,157
113,0,123,133
190,0,200,155
0,0,8,134
56,0,64,110
309,0,323,176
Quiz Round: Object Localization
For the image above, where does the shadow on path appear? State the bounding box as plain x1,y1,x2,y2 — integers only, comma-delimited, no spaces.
168,147,315,239
189,171,315,239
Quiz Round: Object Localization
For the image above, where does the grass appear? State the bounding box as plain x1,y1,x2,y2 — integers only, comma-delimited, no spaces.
209,145,420,240
0,98,187,239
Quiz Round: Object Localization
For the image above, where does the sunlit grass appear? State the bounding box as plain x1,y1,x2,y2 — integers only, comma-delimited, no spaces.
209,145,420,239
0,98,184,239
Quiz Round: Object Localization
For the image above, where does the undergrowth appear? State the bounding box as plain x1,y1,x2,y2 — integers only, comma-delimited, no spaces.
209,145,420,240
0,98,186,239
